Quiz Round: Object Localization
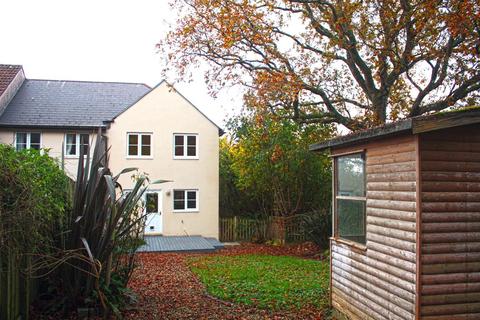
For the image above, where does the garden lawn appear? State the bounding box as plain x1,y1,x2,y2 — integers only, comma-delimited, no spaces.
189,254,330,311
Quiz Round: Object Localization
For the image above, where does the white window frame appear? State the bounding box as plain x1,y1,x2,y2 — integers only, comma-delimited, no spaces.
64,133,90,158
173,189,199,212
173,133,199,159
15,132,42,151
126,132,153,159
334,152,367,246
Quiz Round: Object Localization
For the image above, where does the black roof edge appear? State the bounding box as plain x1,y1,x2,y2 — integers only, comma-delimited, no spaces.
310,107,480,152
0,124,105,130
26,78,151,89
309,119,412,152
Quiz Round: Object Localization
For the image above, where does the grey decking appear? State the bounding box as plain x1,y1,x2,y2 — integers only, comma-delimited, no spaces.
137,235,224,253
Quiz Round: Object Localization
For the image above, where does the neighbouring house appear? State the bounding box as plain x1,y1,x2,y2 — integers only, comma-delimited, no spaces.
310,108,480,320
0,64,222,239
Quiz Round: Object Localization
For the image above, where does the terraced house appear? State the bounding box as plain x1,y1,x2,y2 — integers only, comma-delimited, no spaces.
0,64,222,239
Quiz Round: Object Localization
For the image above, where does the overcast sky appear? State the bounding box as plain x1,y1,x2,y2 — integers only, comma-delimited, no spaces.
0,0,240,127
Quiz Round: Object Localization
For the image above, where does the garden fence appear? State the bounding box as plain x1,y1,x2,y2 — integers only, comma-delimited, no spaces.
219,215,307,243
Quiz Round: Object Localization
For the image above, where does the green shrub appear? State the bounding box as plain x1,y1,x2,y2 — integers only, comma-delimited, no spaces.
0,145,71,320
301,209,332,249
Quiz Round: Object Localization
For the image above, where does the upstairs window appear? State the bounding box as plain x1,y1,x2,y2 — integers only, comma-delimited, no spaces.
174,134,198,159
15,132,41,151
173,189,198,211
65,133,89,157
127,133,152,157
335,153,366,245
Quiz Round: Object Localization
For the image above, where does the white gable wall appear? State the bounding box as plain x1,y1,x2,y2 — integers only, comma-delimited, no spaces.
106,82,219,239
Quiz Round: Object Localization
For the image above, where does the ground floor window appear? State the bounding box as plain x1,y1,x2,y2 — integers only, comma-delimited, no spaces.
173,189,198,211
15,132,41,151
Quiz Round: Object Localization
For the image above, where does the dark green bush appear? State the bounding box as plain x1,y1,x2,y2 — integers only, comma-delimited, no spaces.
301,209,332,249
0,145,71,320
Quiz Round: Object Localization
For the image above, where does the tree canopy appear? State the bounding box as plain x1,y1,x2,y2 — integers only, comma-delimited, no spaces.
161,0,480,130
220,113,334,217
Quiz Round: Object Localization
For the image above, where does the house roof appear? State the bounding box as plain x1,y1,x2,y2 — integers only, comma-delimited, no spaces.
310,107,480,152
0,79,151,129
0,64,22,97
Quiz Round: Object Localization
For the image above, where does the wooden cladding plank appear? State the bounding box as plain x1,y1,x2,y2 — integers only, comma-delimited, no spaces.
422,252,480,265
367,240,416,263
422,242,480,254
422,212,480,223
421,150,480,162
367,140,416,157
367,151,416,165
332,290,378,320
367,224,416,243
421,302,480,317
367,199,416,212
420,125,480,142
332,287,389,320
368,191,416,202
332,243,416,283
422,192,480,202
366,248,416,273
421,141,480,152
421,161,480,172
422,292,480,305
367,215,416,232
333,267,414,315
422,232,480,243
332,251,415,293
332,260,415,304
422,222,480,233
423,262,480,275
367,207,416,222
422,181,480,192
422,171,480,182
367,181,416,192
367,233,416,253
422,282,480,295
422,313,480,320
367,161,416,174
368,171,417,183
333,277,413,320
422,202,480,213
422,272,480,285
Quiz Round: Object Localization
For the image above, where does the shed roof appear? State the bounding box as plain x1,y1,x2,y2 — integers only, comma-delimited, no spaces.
0,79,151,129
310,107,480,152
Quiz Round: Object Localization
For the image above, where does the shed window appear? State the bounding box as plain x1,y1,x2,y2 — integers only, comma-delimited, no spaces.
335,153,366,244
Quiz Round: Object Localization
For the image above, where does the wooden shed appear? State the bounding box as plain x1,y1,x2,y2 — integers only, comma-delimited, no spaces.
310,108,480,320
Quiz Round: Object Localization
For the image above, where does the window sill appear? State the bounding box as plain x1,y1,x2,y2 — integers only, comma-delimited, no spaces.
173,156,199,160
173,210,199,213
331,237,367,252
126,156,154,160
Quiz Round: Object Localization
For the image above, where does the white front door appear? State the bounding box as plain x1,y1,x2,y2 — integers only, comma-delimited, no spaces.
144,190,163,234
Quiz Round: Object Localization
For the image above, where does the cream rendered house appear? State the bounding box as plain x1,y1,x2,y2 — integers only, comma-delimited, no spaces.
0,64,221,239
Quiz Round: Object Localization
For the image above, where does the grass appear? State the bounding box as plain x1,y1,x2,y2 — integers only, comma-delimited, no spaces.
188,254,330,311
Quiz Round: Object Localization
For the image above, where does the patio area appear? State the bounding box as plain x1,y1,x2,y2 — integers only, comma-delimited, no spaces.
137,235,224,253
